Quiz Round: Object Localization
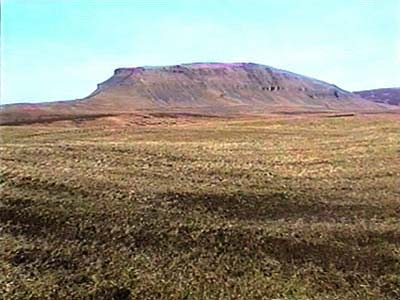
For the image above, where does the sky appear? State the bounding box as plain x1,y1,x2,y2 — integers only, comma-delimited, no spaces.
1,0,399,104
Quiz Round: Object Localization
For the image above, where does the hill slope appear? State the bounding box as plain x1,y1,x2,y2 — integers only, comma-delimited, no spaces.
354,87,400,106
0,63,384,125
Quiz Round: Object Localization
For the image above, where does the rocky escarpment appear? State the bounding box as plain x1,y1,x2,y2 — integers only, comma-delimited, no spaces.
0,63,386,125
87,62,360,110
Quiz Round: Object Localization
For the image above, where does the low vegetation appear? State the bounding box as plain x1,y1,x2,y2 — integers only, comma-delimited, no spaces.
1,114,399,299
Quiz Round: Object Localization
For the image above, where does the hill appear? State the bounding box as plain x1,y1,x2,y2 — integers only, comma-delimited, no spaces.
0,63,385,125
354,87,400,106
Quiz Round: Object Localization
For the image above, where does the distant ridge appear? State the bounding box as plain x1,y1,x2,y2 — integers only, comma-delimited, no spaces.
354,87,400,106
0,62,387,125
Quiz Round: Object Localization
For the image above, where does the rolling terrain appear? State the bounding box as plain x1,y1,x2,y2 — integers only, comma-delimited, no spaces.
355,87,400,106
0,63,386,125
1,114,400,299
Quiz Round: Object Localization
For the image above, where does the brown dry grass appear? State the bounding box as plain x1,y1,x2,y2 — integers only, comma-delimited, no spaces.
0,113,399,299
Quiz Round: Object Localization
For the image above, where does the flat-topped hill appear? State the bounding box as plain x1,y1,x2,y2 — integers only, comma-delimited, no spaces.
0,63,386,125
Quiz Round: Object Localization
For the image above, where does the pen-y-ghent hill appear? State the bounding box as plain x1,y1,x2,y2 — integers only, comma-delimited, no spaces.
0,62,388,125
88,62,369,111
1,63,399,300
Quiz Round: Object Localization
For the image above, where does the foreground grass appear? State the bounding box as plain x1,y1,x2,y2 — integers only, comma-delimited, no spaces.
0,114,399,299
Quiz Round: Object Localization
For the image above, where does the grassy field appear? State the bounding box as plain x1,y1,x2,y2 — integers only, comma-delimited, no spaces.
1,114,399,299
